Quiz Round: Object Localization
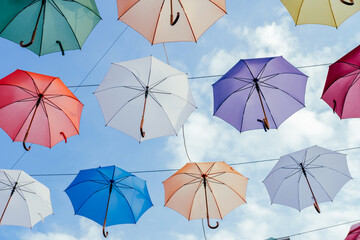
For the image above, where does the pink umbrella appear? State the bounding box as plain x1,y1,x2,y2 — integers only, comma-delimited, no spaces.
345,222,360,240
322,45,360,119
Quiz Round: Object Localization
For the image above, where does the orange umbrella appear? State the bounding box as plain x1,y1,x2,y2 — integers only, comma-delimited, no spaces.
117,0,226,44
0,70,83,150
163,162,248,229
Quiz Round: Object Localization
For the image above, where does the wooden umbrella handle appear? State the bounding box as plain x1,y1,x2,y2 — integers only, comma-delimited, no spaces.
340,0,354,5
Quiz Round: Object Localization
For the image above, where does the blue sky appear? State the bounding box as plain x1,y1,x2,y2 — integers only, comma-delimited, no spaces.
1,0,360,240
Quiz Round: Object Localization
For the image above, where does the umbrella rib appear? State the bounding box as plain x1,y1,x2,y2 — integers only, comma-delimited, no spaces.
105,92,145,126
269,168,301,203
187,180,204,220
150,88,197,108
0,180,13,188
12,103,38,145
341,71,360,117
207,177,247,203
94,86,144,94
206,179,223,219
164,176,202,206
0,0,38,34
295,0,305,24
44,97,82,134
0,84,37,96
111,186,137,223
322,68,360,95
307,164,352,179
260,72,307,80
257,58,273,79
150,1,165,44
117,0,141,19
0,97,37,111
231,77,254,83
179,0,197,42
208,0,227,14
38,0,46,56
112,64,146,89
147,92,178,135
243,60,255,79
328,0,338,28
205,163,216,175
260,81,305,106
74,185,109,214
213,84,254,115
64,0,102,18
65,180,108,192
114,181,152,202
239,86,256,132
306,170,333,201
149,73,186,89
49,1,81,49
23,71,41,95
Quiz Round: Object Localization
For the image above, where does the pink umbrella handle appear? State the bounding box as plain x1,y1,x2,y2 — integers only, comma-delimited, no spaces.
340,0,354,5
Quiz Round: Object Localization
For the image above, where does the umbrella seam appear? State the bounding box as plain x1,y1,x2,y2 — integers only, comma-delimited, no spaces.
206,179,223,219
164,175,201,206
328,0,338,28
207,176,247,204
117,0,141,19
340,72,360,117
65,180,108,192
0,0,38,35
12,102,38,143
151,3,164,45
187,180,204,220
71,0,102,18
322,63,360,94
295,0,305,25
0,84,38,97
257,58,274,79
179,0,197,42
72,185,109,215
208,0,227,14
305,170,334,201
239,86,256,132
111,185,137,223
38,0,46,56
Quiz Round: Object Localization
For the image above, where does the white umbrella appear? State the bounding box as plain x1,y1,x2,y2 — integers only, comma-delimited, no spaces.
263,145,352,213
94,56,197,142
0,169,53,228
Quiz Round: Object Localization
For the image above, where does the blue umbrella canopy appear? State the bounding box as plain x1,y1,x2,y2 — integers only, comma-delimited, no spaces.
65,165,153,237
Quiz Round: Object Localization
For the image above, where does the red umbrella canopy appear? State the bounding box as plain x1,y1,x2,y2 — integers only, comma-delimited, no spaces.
345,222,360,240
322,45,360,119
0,70,83,150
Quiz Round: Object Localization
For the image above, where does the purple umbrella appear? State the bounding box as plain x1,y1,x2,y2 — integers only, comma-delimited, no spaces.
212,56,308,132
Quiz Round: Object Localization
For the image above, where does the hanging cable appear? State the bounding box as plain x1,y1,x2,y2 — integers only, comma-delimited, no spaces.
73,26,128,93
201,219,208,240
163,42,170,65
276,218,360,239
182,125,192,163
28,146,360,177
10,147,31,169
66,61,331,89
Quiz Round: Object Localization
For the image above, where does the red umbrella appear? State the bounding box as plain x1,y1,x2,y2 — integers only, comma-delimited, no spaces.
345,222,360,240
0,70,83,150
322,45,360,119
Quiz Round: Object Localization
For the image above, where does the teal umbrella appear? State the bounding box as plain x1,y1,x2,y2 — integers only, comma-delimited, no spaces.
0,0,101,56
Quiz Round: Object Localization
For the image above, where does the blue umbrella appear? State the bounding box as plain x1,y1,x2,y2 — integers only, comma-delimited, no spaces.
65,165,153,237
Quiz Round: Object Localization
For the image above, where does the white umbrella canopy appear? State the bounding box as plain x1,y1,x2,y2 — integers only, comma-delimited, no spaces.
117,0,226,44
0,169,53,228
263,145,352,213
94,56,197,142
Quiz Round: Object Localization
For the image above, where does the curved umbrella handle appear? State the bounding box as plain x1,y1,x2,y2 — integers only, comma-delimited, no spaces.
23,132,31,151
140,127,145,138
313,202,321,213
20,32,36,48
340,0,354,5
103,225,109,238
333,100,337,113
170,12,180,26
207,217,219,229
60,132,67,143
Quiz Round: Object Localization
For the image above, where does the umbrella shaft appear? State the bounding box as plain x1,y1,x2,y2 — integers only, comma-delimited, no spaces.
0,183,17,224
202,176,210,219
24,102,41,141
103,182,113,232
255,86,268,121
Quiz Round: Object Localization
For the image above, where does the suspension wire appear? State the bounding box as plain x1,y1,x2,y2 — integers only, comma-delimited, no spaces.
10,147,31,169
278,218,360,239
163,42,170,65
66,61,331,89
73,26,128,93
182,125,192,162
28,146,360,177
201,219,208,240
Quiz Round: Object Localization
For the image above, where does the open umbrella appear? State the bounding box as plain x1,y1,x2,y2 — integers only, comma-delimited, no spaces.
280,0,360,27
65,165,153,237
94,56,196,142
0,169,53,228
345,222,360,240
117,0,226,44
0,69,83,150
0,0,101,56
322,45,360,119
263,145,352,213
163,161,248,229
212,56,308,132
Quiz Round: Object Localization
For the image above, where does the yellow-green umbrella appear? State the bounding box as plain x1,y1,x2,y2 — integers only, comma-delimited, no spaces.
281,0,360,27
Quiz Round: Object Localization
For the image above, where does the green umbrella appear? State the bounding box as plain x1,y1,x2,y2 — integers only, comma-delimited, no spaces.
0,0,101,56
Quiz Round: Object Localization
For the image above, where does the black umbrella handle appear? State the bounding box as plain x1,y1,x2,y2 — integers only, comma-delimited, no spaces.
170,0,180,26
340,0,354,5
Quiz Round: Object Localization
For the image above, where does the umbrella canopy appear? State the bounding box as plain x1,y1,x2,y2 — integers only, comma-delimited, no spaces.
65,165,153,237
0,169,53,228
345,222,360,240
163,161,248,229
94,56,196,142
0,0,101,56
263,145,352,213
212,56,308,132
117,0,226,44
280,0,360,28
322,45,360,119
0,69,83,150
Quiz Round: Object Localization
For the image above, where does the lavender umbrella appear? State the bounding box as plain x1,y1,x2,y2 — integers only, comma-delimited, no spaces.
212,56,308,132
